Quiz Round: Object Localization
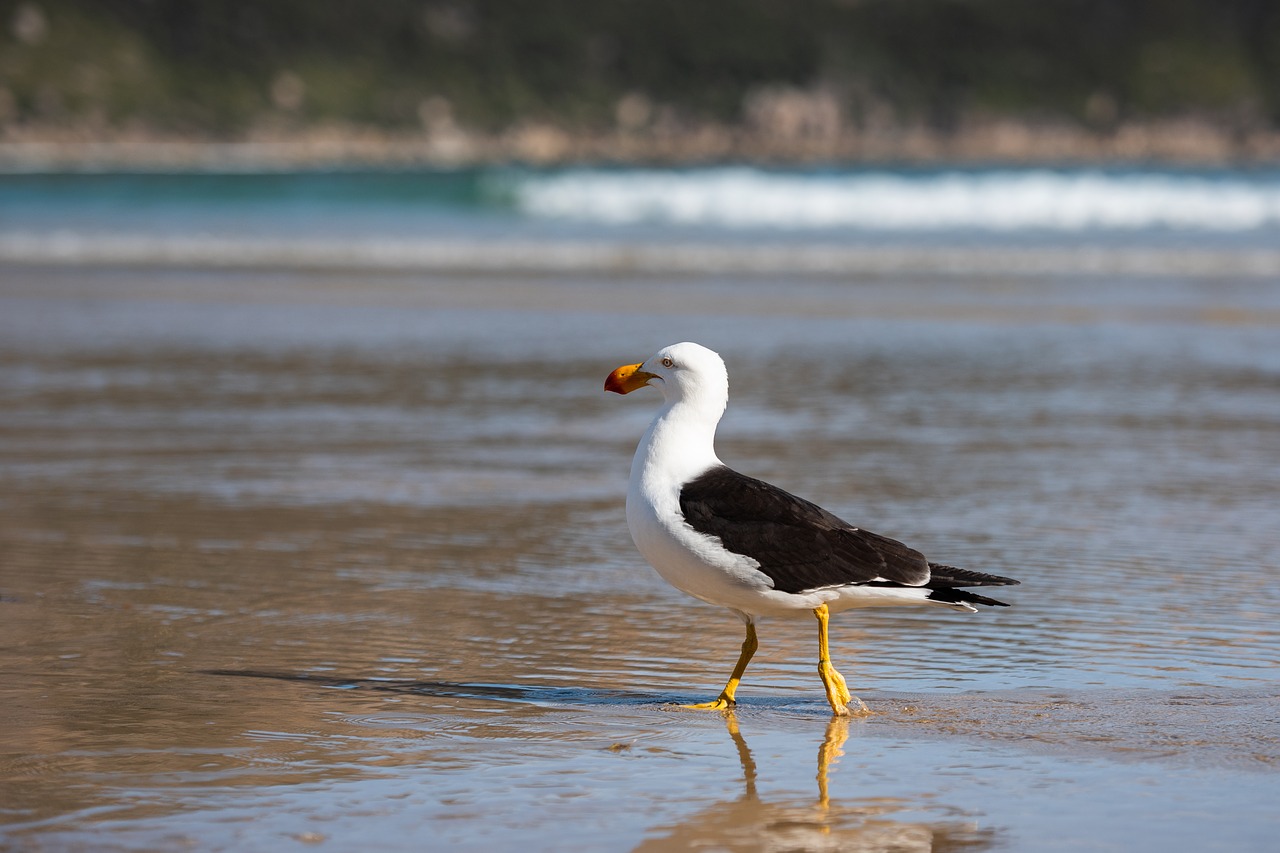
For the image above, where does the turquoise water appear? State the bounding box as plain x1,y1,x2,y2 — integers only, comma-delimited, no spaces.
5,166,1280,285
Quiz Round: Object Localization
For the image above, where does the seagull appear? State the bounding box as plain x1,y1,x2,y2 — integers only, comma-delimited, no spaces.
605,342,1019,716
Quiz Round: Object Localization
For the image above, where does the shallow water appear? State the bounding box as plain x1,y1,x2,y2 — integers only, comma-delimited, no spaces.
1,260,1279,851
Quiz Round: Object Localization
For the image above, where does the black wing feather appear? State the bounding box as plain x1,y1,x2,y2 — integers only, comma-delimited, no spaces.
679,466,932,594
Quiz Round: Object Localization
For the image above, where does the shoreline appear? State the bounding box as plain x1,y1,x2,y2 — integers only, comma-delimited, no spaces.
4,118,1280,171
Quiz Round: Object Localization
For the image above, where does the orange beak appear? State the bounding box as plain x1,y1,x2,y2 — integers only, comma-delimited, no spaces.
605,362,656,394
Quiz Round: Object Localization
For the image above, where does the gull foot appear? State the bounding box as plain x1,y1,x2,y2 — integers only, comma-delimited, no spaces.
678,696,735,711
828,667,853,707
819,661,871,717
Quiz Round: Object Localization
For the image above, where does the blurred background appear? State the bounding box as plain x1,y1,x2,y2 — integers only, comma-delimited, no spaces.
3,3,1280,851
2,0,1280,165
4,0,1280,260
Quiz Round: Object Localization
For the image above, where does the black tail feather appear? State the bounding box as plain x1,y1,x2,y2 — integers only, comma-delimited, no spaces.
927,563,1021,588
926,585,1012,607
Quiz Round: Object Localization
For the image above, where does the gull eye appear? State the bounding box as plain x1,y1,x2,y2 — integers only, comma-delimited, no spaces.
661,357,675,369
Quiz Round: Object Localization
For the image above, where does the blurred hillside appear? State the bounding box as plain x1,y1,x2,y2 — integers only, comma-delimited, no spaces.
3,0,1280,166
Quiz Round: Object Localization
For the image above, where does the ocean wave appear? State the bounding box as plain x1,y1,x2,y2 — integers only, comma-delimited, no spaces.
506,167,1280,232
4,230,1279,277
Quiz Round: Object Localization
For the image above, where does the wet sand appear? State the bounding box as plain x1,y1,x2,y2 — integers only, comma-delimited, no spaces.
1,262,1278,850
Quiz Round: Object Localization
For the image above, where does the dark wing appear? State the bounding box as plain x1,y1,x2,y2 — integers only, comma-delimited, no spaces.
678,465,931,594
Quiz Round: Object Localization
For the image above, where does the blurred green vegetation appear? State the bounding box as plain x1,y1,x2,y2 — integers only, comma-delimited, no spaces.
2,0,1278,135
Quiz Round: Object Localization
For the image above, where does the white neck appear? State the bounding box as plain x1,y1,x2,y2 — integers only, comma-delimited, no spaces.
630,396,724,492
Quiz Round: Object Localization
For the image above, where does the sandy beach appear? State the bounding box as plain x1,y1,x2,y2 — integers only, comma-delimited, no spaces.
7,116,1280,172
1,251,1277,849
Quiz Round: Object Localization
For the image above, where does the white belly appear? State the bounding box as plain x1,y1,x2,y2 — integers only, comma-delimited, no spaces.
625,484,827,617
628,483,747,593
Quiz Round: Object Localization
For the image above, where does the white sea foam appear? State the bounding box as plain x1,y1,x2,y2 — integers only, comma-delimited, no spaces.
508,167,1280,232
4,167,1280,275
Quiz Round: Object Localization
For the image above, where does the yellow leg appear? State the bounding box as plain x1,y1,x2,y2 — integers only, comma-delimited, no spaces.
817,716,851,809
720,711,759,797
681,621,759,710
814,604,870,717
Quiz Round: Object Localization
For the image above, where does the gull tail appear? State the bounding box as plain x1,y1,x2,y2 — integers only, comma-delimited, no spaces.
924,563,1021,608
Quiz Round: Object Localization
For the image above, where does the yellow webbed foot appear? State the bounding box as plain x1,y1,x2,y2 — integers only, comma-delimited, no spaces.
828,665,852,707
675,622,757,712
819,661,872,717
678,695,735,711
818,661,850,716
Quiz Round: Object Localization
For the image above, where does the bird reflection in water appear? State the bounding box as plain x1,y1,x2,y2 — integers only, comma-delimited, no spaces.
204,671,998,850
635,712,997,852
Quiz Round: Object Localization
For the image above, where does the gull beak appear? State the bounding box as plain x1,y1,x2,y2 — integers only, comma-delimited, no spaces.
605,362,657,394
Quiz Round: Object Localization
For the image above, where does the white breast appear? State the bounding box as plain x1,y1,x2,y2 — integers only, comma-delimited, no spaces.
626,471,771,605
624,398,781,614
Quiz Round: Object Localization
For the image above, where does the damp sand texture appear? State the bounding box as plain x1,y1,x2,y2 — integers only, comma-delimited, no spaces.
1,252,1279,850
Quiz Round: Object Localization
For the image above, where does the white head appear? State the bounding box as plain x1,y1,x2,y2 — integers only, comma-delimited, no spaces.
605,342,729,415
